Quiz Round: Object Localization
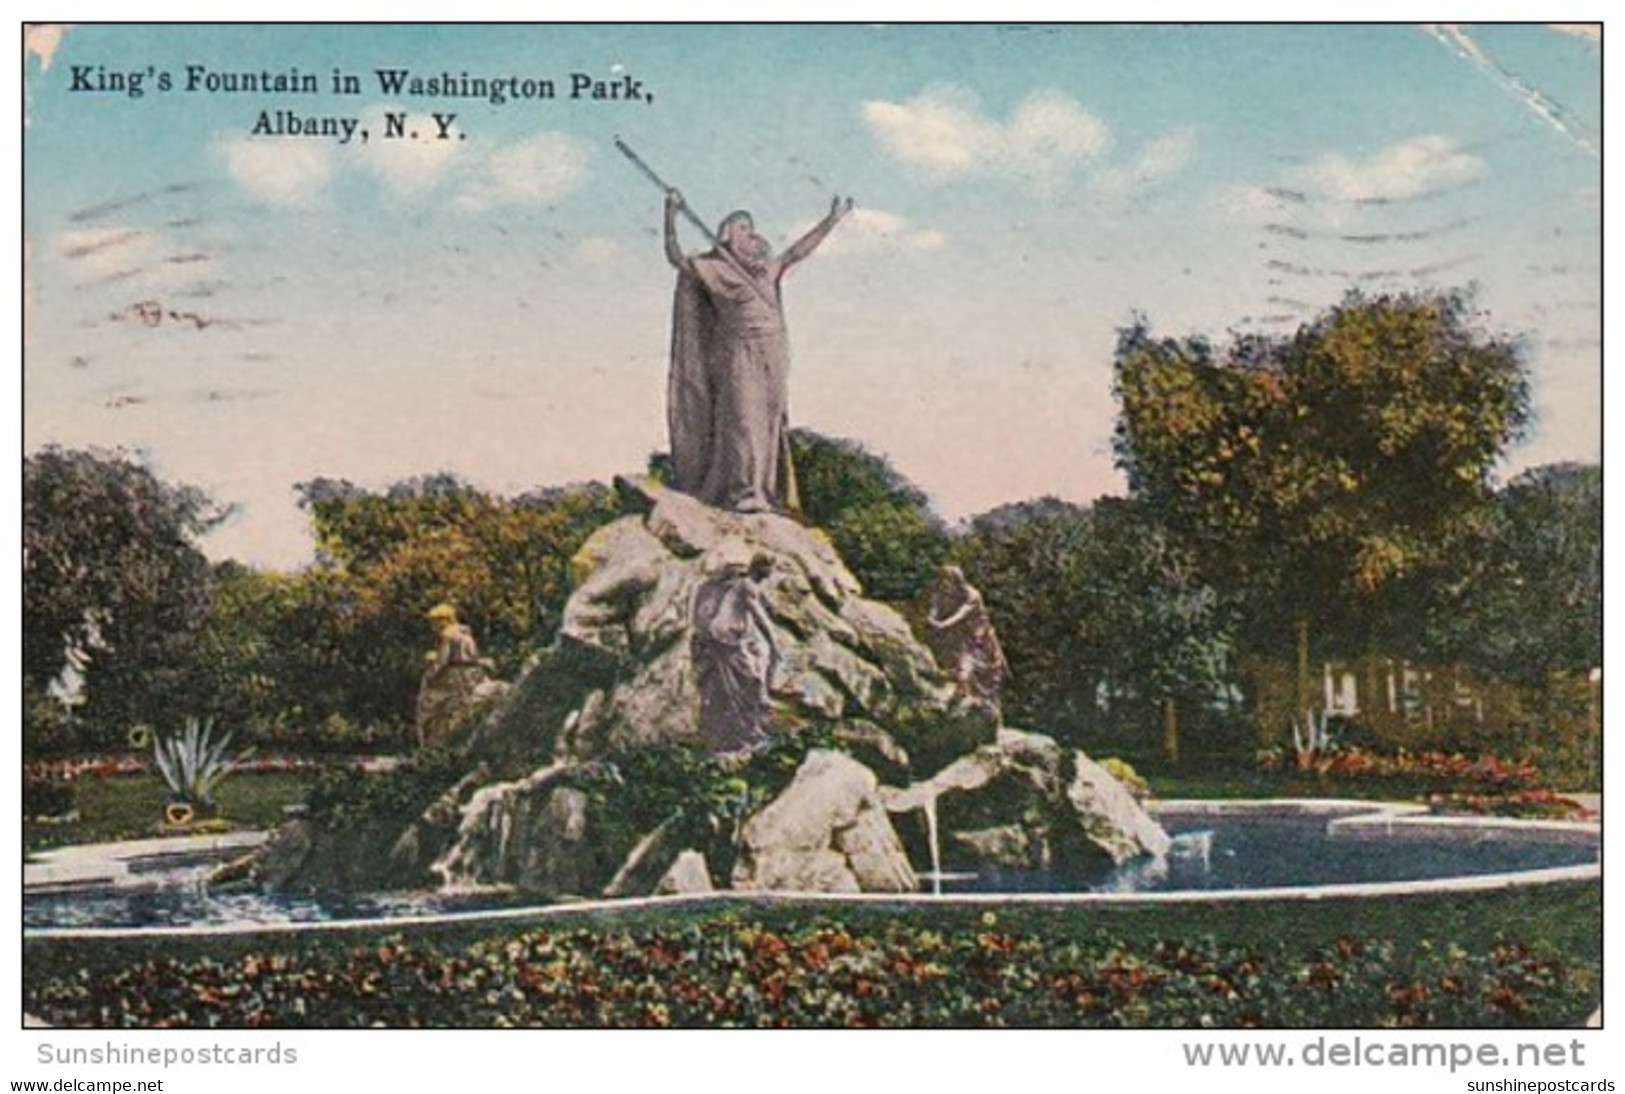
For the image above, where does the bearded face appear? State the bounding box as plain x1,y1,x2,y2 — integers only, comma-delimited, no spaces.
720,213,772,268
734,234,771,264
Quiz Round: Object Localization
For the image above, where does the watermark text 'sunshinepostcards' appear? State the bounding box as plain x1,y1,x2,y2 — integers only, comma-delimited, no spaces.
34,1044,297,1068
1182,1036,1605,1075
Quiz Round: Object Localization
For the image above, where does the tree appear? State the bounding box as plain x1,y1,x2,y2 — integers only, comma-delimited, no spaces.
953,497,1234,754
189,562,349,740
23,447,225,738
788,429,950,602
1424,463,1600,686
294,474,621,726
1113,290,1530,727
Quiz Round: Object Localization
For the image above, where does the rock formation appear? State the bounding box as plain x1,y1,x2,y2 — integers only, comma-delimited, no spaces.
266,478,1167,900
732,749,916,894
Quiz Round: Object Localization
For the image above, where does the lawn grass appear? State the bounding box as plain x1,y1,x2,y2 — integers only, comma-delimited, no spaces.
23,772,311,855
1145,767,1450,802
1140,760,1592,806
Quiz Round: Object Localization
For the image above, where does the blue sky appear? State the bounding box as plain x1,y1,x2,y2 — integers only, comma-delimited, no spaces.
23,24,1601,568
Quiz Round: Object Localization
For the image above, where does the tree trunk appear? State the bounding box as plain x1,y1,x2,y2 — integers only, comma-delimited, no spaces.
1162,697,1180,764
1294,616,1311,723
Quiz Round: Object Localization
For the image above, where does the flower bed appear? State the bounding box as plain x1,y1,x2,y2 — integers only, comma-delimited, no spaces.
1258,745,1540,790
1426,789,1595,821
24,913,1594,1029
1253,745,1595,820
25,754,388,783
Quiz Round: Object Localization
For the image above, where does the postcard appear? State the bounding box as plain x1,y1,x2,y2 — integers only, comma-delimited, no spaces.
15,19,1605,1085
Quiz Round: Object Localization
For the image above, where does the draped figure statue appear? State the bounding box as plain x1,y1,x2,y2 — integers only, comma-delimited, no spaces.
664,190,851,513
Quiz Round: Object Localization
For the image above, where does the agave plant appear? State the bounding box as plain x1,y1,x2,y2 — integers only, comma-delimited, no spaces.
1290,708,1334,769
151,717,254,812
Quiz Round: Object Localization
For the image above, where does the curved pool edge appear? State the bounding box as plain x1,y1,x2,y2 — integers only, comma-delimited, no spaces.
25,830,269,895
22,798,1600,943
1153,797,1602,847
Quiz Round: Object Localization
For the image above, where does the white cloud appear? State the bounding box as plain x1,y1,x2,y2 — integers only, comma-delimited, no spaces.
863,86,1110,181
1214,184,1289,224
794,208,946,257
1304,135,1484,202
356,105,461,195
221,138,334,207
217,118,592,215
575,237,623,264
1090,129,1199,197
454,132,592,212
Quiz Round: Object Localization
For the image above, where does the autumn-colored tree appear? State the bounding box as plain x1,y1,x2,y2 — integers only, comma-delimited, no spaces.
1113,290,1530,728
293,474,621,726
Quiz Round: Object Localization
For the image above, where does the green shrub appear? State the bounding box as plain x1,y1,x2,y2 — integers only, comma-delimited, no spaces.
23,775,76,820
567,728,838,879
305,748,467,832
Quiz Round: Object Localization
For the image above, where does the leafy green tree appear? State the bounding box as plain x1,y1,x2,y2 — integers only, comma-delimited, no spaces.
23,447,226,741
1424,463,1600,686
953,497,1234,753
951,499,1097,732
788,429,950,602
1113,290,1530,724
189,562,379,746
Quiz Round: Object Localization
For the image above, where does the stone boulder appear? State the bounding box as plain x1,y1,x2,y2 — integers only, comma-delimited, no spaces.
269,480,1166,901
732,749,917,893
1067,750,1172,864
469,478,985,768
427,763,604,897
656,850,715,895
882,727,1169,871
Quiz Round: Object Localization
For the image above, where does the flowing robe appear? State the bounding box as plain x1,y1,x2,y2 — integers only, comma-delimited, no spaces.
669,250,800,513
924,584,1008,709
690,572,777,753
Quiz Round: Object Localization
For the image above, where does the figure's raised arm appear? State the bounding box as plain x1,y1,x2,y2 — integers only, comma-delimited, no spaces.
781,195,853,272
664,188,691,271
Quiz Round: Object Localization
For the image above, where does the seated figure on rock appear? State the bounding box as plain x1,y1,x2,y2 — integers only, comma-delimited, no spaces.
919,565,1008,717
416,603,508,749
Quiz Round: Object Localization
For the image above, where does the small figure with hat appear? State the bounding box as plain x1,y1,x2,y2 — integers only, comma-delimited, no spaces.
416,603,505,748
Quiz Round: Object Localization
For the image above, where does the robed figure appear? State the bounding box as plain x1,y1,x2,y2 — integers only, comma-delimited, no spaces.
690,544,781,756
664,190,851,514
920,565,1009,713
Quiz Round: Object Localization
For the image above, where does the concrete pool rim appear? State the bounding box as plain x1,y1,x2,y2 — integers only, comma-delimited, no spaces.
23,798,1601,942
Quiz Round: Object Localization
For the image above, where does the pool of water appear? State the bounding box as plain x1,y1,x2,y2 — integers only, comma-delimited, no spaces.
23,874,546,931
944,815,1598,895
23,812,1599,930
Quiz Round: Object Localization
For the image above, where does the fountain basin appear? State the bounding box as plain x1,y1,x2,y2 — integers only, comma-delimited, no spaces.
22,800,1598,936
942,799,1598,897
